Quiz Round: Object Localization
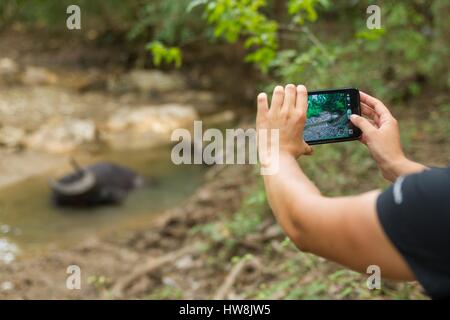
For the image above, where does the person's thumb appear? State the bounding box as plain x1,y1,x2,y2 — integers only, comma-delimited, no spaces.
350,114,375,133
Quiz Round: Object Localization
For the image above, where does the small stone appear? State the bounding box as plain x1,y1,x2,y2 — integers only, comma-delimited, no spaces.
25,118,96,153
162,276,178,287
175,255,194,270
127,70,186,93
22,66,58,86
0,126,25,148
0,224,11,234
102,104,198,150
203,110,236,127
0,58,20,82
1,281,13,291
0,238,18,264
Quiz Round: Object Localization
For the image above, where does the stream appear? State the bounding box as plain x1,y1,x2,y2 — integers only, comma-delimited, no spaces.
0,146,206,263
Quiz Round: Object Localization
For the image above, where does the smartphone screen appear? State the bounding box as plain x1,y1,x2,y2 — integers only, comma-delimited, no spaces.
304,88,361,145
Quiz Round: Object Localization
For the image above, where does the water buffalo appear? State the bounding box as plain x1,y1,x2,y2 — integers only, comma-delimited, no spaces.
50,160,145,207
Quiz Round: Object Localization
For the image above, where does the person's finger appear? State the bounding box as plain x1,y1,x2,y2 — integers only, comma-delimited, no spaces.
361,102,380,127
359,91,392,118
304,143,314,156
270,86,284,111
359,134,368,145
256,92,269,126
350,114,376,133
361,102,376,119
282,84,296,112
295,85,308,114
367,118,377,126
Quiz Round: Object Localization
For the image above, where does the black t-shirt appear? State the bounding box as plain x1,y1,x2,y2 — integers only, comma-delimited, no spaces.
376,165,450,299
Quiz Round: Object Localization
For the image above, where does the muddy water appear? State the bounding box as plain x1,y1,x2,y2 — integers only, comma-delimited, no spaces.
0,146,205,262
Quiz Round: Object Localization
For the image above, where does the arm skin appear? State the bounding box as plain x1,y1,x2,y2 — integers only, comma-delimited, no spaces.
351,91,427,182
263,152,413,279
257,85,426,280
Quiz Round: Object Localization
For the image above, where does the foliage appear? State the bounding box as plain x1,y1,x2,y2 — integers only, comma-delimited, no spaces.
146,41,182,68
192,184,268,248
147,0,448,99
0,0,138,30
197,0,279,72
307,93,346,118
3,0,448,301
4,1,448,97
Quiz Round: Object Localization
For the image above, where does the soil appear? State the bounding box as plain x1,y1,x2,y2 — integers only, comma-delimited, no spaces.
0,164,263,299
0,28,441,300
0,29,266,300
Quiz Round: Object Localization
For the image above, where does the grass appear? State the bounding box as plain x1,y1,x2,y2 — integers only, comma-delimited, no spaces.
197,99,447,300
140,96,446,300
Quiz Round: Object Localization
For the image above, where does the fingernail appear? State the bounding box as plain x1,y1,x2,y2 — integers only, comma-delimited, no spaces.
275,85,283,91
297,85,306,92
350,114,358,119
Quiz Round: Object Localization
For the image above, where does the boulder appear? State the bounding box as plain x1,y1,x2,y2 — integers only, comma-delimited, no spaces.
108,69,186,94
0,58,20,84
101,104,198,150
25,118,96,153
21,66,58,86
0,126,26,149
164,90,219,115
203,110,236,127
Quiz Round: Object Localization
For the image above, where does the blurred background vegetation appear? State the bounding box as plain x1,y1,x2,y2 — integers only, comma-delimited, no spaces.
0,0,448,299
2,0,448,96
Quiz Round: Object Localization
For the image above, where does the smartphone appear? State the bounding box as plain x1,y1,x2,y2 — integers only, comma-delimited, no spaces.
304,88,361,145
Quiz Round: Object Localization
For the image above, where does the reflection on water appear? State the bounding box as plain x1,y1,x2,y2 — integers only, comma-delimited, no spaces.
0,146,205,261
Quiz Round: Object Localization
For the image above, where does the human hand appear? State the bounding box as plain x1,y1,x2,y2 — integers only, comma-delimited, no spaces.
350,91,425,181
256,84,313,164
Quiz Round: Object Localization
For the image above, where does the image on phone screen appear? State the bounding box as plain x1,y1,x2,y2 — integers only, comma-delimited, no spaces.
304,89,360,144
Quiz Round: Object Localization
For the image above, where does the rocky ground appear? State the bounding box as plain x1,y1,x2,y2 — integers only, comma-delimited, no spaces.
0,29,238,188
304,111,349,142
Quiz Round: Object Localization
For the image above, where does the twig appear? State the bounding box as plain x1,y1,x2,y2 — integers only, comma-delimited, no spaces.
213,257,259,300
111,242,203,298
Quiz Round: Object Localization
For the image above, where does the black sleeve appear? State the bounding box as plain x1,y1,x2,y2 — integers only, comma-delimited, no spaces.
376,166,450,300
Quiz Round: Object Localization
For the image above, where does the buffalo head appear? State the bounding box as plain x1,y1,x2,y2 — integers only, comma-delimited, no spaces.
50,159,145,208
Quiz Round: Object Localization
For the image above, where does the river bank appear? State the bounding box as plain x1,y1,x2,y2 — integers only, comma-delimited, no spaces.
0,163,256,299
0,29,238,290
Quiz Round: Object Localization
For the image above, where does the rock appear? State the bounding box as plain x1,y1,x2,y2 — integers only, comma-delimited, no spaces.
101,104,198,150
21,66,58,86
25,118,96,153
0,58,20,84
0,281,14,291
0,238,18,264
164,90,218,114
108,70,186,94
175,255,194,270
203,110,236,127
0,126,25,148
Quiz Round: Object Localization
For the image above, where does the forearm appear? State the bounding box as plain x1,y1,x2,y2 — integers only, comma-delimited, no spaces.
263,152,321,249
383,157,428,182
